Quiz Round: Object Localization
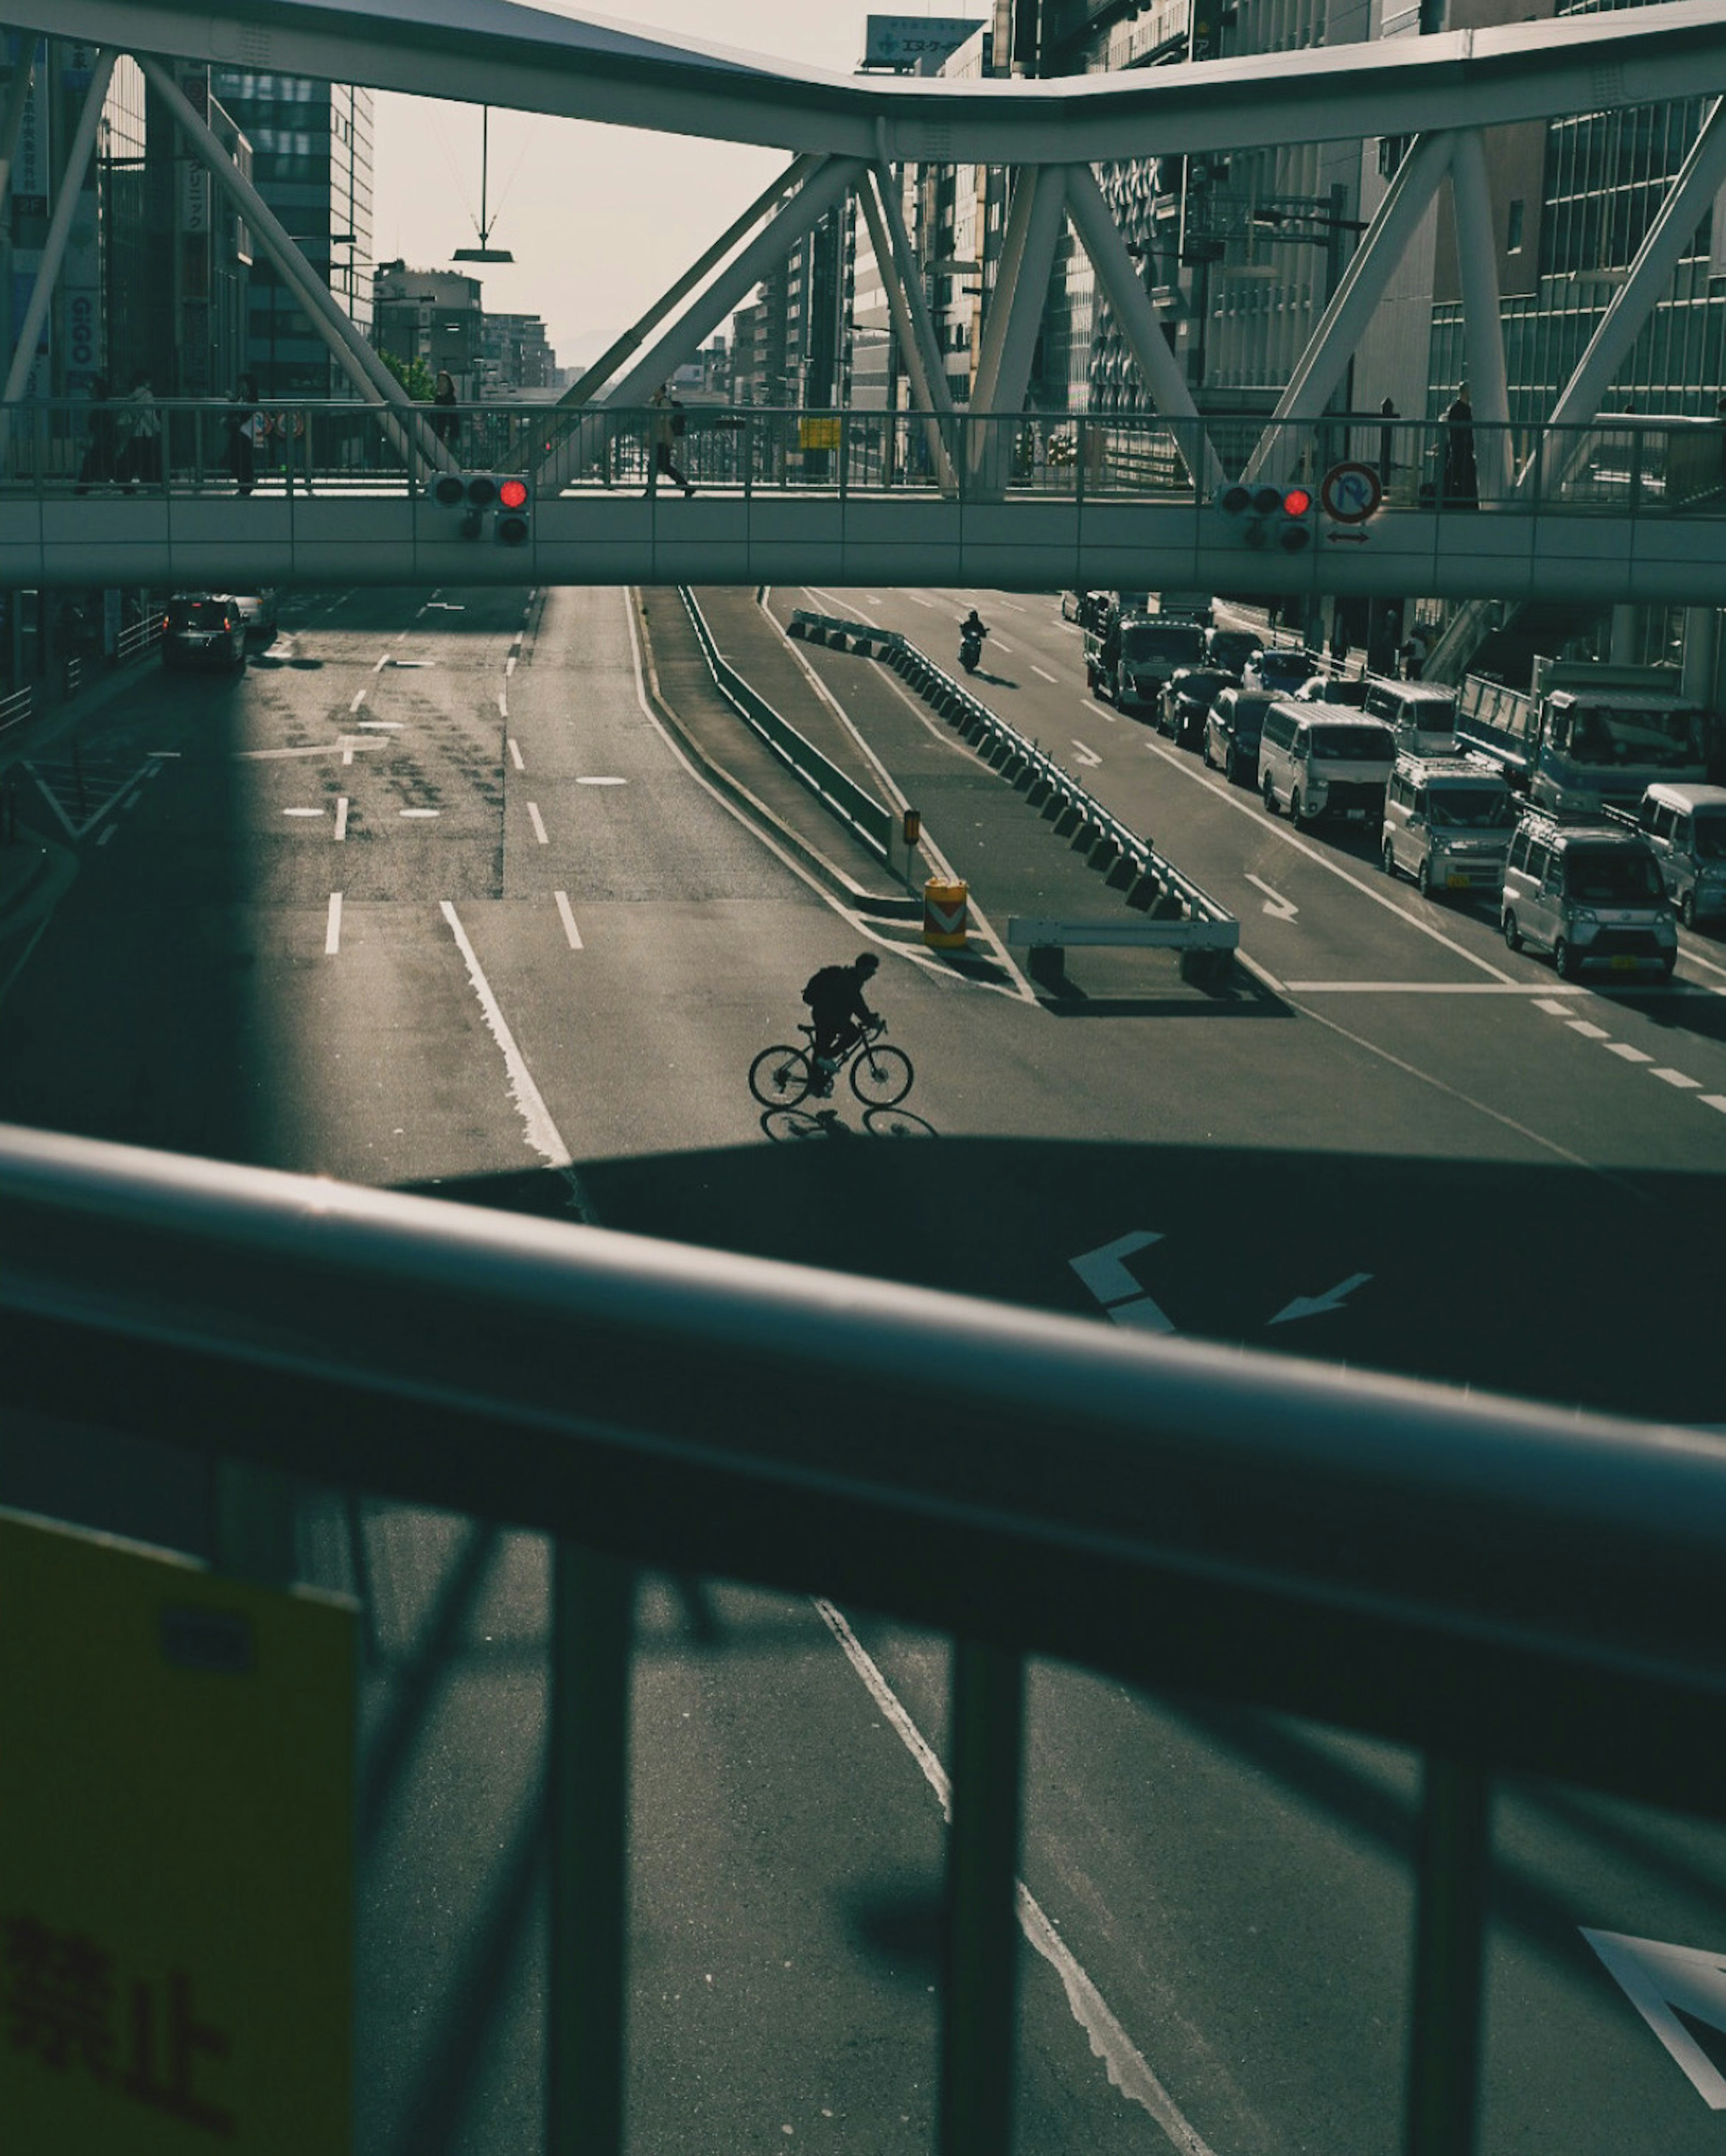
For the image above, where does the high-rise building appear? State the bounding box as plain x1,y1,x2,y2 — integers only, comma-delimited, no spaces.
371,265,484,392
208,72,373,396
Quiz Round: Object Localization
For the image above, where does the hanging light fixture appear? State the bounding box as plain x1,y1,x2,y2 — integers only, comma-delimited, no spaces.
452,107,514,263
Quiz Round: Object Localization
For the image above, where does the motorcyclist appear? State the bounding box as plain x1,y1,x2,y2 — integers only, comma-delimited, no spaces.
959,607,989,648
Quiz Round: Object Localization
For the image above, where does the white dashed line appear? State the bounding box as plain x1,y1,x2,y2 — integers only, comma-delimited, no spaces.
1566,1020,1610,1038
349,688,367,712
577,776,627,786
527,802,549,845
334,796,349,842
505,654,517,675
554,891,583,948
1704,1096,1726,1115
356,720,403,730
992,637,1014,655
498,689,508,719
283,807,323,818
400,808,440,819
908,593,935,608
1606,1042,1654,1063
1534,998,1573,1016
508,738,525,771
1652,1067,1702,1088
371,654,390,673
325,892,343,954
1032,665,1059,684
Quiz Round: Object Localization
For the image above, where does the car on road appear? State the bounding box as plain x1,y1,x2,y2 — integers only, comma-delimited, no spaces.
1632,780,1726,928
1159,665,1237,748
161,594,246,673
1259,705,1396,830
228,588,280,640
1380,753,1516,899
1294,672,1370,706
1204,626,1262,675
1089,613,1208,713
1243,644,1320,696
1501,809,1677,978
1203,688,1279,785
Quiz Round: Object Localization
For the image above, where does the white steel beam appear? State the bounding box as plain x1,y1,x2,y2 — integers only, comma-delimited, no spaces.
135,55,448,474
1449,129,1512,500
1246,130,1455,483
0,42,37,222
1063,161,1223,494
856,166,956,490
969,168,1067,497
9,0,1725,167
604,155,866,409
1,52,116,405
869,152,953,421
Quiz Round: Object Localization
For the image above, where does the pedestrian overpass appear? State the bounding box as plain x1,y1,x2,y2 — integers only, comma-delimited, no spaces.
9,401,1726,604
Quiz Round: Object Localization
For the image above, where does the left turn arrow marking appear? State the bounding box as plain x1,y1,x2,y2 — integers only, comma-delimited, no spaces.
1582,1929,1726,2107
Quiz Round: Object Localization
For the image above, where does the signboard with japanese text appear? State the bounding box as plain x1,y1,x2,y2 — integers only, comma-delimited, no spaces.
13,39,48,213
0,1510,355,2153
862,15,982,68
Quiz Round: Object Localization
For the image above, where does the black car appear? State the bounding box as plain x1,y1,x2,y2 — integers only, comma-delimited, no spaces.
1159,665,1238,748
1204,626,1262,675
162,594,246,673
1204,688,1280,785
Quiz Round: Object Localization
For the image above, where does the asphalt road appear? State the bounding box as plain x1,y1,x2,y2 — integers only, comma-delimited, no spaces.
3,578,1724,2156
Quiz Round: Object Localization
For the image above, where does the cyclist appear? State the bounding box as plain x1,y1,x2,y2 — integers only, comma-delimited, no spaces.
801,952,881,1094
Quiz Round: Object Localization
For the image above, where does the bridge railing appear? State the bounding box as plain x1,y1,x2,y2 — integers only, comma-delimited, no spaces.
9,398,1726,517
5,1120,1726,2155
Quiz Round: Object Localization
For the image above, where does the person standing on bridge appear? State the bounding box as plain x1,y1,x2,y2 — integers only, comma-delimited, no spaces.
226,373,262,496
1441,382,1478,509
647,384,694,499
432,368,460,451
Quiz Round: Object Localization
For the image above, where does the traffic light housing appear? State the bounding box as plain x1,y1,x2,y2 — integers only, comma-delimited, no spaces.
429,472,529,542
1215,480,1315,552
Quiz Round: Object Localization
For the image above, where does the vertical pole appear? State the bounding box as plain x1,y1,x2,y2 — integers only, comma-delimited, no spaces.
1404,1756,1492,2156
547,1541,635,2156
1448,131,1512,500
939,1641,1025,2156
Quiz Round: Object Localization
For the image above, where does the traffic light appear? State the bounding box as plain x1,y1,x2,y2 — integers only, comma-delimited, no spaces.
494,475,531,546
428,473,529,541
1215,480,1314,551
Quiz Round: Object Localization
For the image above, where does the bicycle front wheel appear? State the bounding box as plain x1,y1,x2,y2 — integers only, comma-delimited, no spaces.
850,1043,913,1107
749,1043,814,1108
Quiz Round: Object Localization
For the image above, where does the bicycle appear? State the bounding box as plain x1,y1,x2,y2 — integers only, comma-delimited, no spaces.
748,1016,913,1110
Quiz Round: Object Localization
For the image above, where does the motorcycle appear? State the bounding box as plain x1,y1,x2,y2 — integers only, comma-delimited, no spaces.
959,630,985,674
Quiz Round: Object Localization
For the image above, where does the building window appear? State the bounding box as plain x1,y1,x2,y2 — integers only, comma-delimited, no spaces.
1507,200,1525,253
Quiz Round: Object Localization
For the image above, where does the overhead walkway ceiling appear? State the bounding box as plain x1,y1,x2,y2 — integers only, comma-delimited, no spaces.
18,0,1726,160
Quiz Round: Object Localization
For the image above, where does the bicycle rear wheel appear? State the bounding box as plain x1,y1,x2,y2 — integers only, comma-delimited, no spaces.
749,1043,814,1108
850,1043,913,1107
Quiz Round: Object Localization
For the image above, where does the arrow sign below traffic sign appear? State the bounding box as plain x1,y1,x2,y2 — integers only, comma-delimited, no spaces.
1245,874,1298,921
1269,1272,1372,1325
1583,1929,1726,2107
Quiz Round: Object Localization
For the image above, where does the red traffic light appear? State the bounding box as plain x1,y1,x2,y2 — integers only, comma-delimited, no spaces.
498,478,529,510
1281,486,1313,517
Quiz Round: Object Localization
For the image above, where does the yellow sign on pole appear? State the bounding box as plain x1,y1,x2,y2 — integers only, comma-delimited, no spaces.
0,1509,355,2153
798,416,841,451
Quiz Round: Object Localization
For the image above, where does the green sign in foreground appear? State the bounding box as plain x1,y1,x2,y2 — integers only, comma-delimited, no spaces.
0,1508,355,2152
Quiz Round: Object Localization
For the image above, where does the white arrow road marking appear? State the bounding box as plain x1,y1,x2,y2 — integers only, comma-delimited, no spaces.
1246,874,1298,920
1070,1232,1174,1330
1583,1929,1726,2107
1070,739,1103,767
1270,1272,1372,1325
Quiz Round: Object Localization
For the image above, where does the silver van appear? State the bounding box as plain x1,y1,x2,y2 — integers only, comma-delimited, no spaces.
1633,781,1726,928
1361,679,1459,753
1259,704,1396,830
1500,811,1677,980
1380,754,1516,900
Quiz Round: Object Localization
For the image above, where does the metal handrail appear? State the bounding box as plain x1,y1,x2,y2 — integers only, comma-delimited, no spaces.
6,1120,1726,2156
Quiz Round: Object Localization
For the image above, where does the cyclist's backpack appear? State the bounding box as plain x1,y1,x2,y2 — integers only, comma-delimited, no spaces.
802,965,848,1007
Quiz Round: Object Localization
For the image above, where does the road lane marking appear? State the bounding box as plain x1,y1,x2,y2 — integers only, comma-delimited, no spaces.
527,802,549,845
1246,874,1297,921
1070,740,1102,768
325,892,342,954
1606,1042,1653,1063
1653,1067,1702,1088
577,776,627,785
349,688,367,712
992,637,1014,655
508,738,525,771
1032,665,1058,683
439,902,593,1213
371,654,390,673
554,891,583,948
1704,1096,1726,1114
908,593,935,608
498,688,508,718
356,720,403,731
1566,1020,1610,1037
1281,980,1583,994
813,1600,1220,2156
505,654,517,675
334,796,349,842
283,807,323,817
400,808,440,819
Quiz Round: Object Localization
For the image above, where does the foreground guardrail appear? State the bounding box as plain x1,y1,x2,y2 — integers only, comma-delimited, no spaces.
6,1123,1726,2156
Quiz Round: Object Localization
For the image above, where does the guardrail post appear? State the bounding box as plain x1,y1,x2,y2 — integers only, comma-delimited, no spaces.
549,1540,636,2156
939,1641,1025,2156
1404,1755,1492,2156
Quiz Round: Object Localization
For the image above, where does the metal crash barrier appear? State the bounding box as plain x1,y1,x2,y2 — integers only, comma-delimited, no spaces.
5,1122,1726,2156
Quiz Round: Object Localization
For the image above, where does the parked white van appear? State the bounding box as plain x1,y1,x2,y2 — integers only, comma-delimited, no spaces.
1633,781,1726,928
1380,754,1516,899
1259,704,1396,830
1500,810,1677,979
1361,679,1459,753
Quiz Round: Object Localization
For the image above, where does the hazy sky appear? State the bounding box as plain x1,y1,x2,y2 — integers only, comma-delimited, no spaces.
370,0,892,371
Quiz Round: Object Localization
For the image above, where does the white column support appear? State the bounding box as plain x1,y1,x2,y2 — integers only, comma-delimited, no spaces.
1,51,116,406
1539,96,1726,457
135,53,445,475
1063,160,1223,495
870,144,953,419
1449,129,1512,499
966,168,1065,497
605,156,867,410
1246,129,1456,482
0,42,38,222
856,165,956,491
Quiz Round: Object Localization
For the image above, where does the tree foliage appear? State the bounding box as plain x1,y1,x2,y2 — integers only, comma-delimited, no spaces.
379,350,437,402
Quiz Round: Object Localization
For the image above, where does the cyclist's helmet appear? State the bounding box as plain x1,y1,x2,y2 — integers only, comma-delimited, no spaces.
855,952,880,975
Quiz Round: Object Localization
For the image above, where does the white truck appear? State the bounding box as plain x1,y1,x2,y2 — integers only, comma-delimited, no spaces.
1454,659,1711,818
